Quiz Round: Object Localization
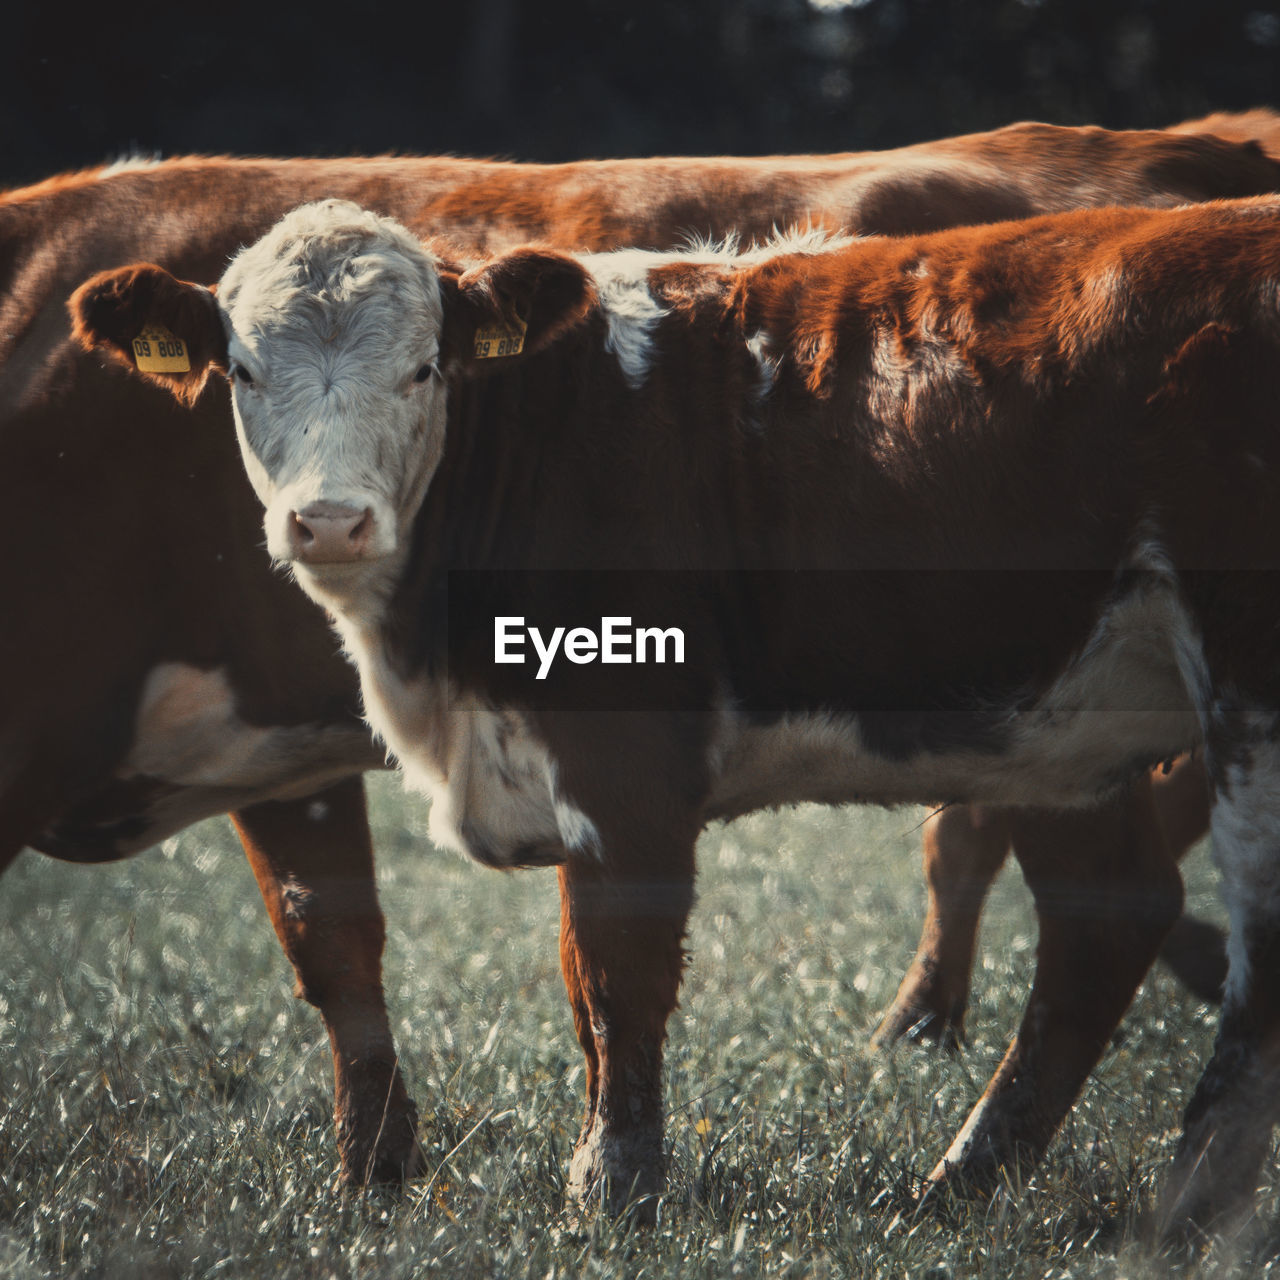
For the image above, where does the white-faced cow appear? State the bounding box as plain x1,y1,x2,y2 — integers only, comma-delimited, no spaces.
9,115,1276,1188
73,194,1280,1242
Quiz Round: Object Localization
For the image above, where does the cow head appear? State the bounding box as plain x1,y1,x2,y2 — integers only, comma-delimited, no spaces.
71,200,595,614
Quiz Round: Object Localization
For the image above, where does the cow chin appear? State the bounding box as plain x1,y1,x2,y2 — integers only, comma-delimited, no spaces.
265,506,406,624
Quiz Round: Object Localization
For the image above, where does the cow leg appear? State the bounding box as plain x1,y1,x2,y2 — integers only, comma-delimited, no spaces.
1149,756,1226,1002
872,805,1012,1050
232,776,421,1184
558,831,696,1218
923,779,1182,1198
1156,737,1280,1244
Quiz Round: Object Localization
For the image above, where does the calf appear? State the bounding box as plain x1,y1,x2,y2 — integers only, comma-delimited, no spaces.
11,112,1275,1186
73,195,1280,1239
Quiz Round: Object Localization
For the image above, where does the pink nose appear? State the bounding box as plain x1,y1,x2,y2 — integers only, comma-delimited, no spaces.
287,501,376,563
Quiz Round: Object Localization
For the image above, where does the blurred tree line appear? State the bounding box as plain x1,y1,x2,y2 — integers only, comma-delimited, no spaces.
5,0,1279,188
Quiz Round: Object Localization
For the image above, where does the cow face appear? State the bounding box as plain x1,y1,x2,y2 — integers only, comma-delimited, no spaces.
214,202,450,597
71,201,595,617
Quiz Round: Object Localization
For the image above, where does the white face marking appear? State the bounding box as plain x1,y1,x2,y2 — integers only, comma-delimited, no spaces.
217,200,450,622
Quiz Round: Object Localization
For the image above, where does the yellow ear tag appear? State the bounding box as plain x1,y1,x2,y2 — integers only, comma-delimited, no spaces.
132,323,191,373
473,314,527,359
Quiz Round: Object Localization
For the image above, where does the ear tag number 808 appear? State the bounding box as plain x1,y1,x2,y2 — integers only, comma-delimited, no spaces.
133,323,191,373
473,314,528,359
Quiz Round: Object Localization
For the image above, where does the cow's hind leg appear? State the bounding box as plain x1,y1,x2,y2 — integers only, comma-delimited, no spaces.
1148,756,1224,1002
923,777,1182,1198
1157,734,1280,1245
233,776,421,1185
558,823,696,1218
873,805,1012,1050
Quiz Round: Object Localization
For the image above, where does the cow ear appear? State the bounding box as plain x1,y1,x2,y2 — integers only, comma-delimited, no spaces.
69,264,228,406
439,247,595,374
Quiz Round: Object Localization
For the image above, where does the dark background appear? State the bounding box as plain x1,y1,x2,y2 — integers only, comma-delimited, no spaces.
5,0,1279,189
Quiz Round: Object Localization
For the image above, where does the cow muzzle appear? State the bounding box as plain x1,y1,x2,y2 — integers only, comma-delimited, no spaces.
286,501,378,564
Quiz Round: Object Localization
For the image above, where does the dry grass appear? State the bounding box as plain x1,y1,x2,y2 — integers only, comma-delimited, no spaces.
2,775,1273,1277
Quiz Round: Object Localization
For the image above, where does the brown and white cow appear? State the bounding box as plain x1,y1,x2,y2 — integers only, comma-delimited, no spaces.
8,115,1274,1187
74,194,1280,1240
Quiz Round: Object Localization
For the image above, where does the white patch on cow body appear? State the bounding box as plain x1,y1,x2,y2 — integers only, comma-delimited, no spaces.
707,559,1205,819
122,663,380,790
585,250,669,387
107,662,381,851
582,229,849,388
745,329,780,399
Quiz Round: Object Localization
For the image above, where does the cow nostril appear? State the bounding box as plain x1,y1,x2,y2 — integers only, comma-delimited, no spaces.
349,510,371,543
290,512,316,545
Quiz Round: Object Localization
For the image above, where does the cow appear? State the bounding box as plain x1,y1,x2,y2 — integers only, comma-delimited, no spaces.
72,194,1280,1243
8,113,1278,1189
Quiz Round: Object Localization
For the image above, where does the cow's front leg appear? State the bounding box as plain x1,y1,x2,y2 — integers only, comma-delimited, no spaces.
1156,737,1280,1245
873,804,1012,1050
557,826,696,1218
233,776,421,1184
924,778,1182,1197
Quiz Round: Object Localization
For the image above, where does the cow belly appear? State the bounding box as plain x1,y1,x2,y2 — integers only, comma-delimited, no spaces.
707,577,1206,818
33,662,384,859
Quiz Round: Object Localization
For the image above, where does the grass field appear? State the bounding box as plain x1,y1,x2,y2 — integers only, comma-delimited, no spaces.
1,775,1270,1278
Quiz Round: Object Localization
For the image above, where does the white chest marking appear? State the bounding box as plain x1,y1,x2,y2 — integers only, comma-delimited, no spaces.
350,638,599,867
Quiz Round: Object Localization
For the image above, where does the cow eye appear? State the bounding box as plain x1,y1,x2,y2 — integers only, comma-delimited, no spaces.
231,364,254,386
414,362,437,384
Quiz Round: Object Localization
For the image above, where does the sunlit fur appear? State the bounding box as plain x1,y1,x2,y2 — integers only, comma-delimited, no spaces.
582,228,848,386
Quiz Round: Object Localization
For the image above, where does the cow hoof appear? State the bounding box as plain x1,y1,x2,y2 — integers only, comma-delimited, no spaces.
337,1097,424,1186
567,1125,665,1221
1151,1146,1256,1254
871,1003,964,1053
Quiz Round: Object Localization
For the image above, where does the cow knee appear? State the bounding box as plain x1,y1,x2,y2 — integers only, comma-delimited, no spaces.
274,878,386,1010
